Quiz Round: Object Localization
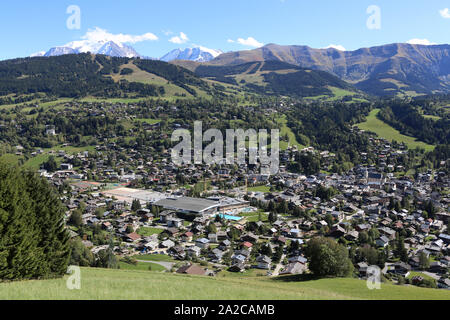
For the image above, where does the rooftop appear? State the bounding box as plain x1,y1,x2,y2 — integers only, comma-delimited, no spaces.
155,197,219,213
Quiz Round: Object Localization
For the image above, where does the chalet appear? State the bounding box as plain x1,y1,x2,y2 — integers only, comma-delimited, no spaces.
379,227,396,240
429,261,447,274
167,217,183,228
169,245,186,259
209,248,224,262
288,256,307,264
330,225,346,238
159,210,175,223
176,264,207,276
143,240,159,251
438,233,450,244
186,246,201,257
166,227,180,237
376,235,390,248
195,238,210,249
345,230,359,241
231,254,247,265
208,233,218,243
274,236,287,245
219,239,231,250
256,255,272,270
160,239,175,249
229,262,245,273
125,232,141,242
280,262,306,275
357,262,368,277
241,233,259,243
241,241,253,250
389,262,411,277
181,231,193,242
367,172,385,188
216,231,228,241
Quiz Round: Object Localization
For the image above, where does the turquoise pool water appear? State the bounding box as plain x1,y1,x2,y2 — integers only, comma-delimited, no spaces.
216,214,242,221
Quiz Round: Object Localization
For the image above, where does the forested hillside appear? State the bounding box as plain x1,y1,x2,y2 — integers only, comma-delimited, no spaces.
194,61,357,98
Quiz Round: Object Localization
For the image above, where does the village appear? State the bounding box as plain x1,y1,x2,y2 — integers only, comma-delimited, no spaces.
25,114,449,290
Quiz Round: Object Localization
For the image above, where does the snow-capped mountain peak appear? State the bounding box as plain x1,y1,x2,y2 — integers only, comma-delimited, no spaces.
32,41,222,62
160,46,223,62
35,40,142,58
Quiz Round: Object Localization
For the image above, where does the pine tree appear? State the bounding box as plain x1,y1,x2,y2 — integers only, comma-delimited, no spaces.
0,161,70,280
131,199,141,212
24,172,70,277
0,162,40,280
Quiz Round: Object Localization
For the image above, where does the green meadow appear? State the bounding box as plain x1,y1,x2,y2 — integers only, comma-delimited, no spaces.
275,115,305,151
0,267,449,300
357,109,435,151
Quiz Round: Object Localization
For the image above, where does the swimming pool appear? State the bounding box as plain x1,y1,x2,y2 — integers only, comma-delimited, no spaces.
216,214,243,221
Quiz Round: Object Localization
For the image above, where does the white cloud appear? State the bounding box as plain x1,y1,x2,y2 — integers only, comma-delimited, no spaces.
229,37,264,48
406,38,437,46
80,27,158,45
440,8,450,18
169,32,189,44
323,44,346,51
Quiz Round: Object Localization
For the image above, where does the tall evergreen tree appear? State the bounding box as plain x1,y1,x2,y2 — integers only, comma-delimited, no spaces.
0,161,70,280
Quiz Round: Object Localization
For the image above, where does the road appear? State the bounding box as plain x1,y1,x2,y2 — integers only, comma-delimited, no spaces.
271,254,286,277
137,260,175,270
421,271,441,280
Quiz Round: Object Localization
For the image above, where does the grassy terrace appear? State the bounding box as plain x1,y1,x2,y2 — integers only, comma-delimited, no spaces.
247,185,271,193
0,267,449,300
357,109,435,151
137,227,164,236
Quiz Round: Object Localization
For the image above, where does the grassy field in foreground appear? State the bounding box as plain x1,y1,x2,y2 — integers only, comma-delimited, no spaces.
357,109,435,151
0,267,449,300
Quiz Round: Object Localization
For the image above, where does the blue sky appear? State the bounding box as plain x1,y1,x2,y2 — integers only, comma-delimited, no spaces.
0,0,449,60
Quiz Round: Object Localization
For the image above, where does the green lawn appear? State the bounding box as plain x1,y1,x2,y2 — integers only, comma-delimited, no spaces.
135,118,161,125
406,272,435,281
238,210,269,222
119,261,166,272
136,227,164,237
357,109,435,151
247,185,271,193
0,267,449,300
133,254,176,262
22,154,57,170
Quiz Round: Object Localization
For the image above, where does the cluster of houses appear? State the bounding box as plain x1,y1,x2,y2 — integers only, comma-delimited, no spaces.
7,101,448,288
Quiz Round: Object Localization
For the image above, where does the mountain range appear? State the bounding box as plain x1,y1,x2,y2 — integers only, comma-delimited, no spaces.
203,43,450,96
160,47,223,62
33,41,222,62
32,40,142,58
28,40,450,97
